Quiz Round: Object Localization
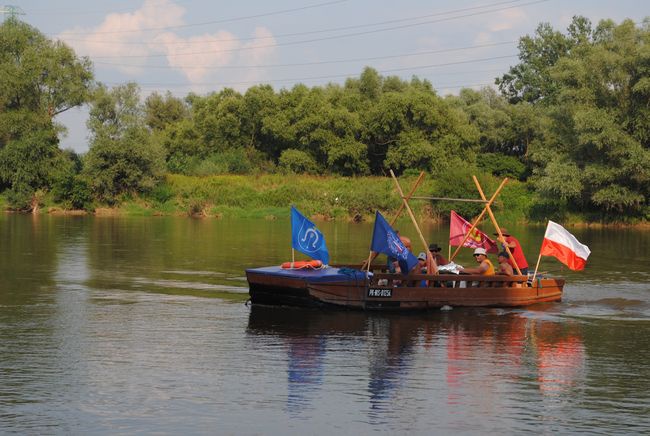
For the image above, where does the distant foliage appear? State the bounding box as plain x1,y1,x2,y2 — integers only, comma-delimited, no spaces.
279,149,319,174
0,18,93,211
1,16,648,222
84,84,165,203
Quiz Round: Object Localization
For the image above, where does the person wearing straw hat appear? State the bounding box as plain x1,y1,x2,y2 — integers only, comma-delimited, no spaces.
459,248,495,275
494,228,529,276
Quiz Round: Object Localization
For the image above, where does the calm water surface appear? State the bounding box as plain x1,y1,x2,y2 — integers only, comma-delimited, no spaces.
1,215,649,434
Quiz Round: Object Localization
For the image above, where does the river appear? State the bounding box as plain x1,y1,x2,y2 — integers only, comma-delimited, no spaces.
1,214,649,434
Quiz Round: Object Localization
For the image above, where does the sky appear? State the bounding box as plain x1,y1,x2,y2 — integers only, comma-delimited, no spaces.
9,0,649,153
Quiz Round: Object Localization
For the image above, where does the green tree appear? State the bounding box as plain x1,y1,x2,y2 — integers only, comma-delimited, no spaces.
144,91,188,131
85,83,165,203
0,18,93,210
522,18,650,217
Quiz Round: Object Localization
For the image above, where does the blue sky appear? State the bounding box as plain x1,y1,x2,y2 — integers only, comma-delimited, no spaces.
11,0,649,153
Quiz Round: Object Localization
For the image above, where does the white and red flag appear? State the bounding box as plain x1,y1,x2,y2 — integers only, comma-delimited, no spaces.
540,221,591,270
449,210,498,253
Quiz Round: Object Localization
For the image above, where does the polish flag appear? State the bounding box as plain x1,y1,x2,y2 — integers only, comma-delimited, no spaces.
540,221,591,270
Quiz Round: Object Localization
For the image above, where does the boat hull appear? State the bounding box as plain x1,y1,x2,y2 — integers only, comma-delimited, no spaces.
246,267,564,310
246,266,367,307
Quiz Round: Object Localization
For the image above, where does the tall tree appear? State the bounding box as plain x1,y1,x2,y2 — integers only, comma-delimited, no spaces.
521,18,650,217
85,83,165,203
0,18,93,210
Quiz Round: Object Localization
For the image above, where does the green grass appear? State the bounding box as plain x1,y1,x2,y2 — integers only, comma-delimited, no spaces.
133,173,534,223
19,172,595,224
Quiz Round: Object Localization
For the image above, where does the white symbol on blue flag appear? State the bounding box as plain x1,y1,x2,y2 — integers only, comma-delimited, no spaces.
291,207,330,264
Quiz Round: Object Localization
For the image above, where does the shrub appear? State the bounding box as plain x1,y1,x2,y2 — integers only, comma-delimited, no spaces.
279,149,319,174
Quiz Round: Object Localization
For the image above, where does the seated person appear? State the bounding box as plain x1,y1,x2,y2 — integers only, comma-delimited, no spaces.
459,248,495,276
497,251,514,276
428,243,448,266
413,252,429,287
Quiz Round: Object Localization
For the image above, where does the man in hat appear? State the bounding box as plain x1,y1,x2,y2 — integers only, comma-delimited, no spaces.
494,228,529,276
459,247,495,275
428,243,448,266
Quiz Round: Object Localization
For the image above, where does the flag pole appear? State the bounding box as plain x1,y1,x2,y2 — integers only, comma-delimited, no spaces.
365,251,373,276
449,178,509,261
362,172,425,270
531,252,543,283
472,176,522,276
390,170,437,274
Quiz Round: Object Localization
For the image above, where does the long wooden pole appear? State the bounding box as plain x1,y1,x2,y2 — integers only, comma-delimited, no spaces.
531,252,543,283
390,171,426,226
409,196,488,203
390,170,437,274
472,176,522,276
449,178,508,261
363,171,426,269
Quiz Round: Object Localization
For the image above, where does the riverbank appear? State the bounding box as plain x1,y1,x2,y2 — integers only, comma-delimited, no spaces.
4,173,648,226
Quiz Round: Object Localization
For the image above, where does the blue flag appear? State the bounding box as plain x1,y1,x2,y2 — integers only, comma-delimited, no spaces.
291,206,330,265
370,211,418,274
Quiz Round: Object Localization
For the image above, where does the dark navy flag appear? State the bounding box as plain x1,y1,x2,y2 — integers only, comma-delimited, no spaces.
370,211,418,274
291,206,330,265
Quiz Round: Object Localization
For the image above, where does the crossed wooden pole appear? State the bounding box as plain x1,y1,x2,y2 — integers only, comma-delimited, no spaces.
447,177,522,276
369,171,523,277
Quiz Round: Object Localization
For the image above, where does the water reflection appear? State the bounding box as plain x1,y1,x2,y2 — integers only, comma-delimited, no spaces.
1,215,649,434
247,305,589,425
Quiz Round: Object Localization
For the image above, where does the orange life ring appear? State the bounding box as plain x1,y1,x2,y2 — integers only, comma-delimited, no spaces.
281,260,323,269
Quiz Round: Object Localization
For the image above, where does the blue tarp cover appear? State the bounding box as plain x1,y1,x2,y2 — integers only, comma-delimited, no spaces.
246,266,366,283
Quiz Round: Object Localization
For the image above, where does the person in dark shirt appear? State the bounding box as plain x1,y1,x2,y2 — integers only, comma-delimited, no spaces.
428,243,448,266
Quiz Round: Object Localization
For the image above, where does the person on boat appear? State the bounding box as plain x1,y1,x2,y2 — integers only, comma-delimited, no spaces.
414,252,429,287
428,243,448,266
496,251,514,276
494,228,529,276
459,247,495,275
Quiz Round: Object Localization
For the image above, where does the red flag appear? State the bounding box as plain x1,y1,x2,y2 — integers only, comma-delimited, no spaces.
540,221,591,270
449,210,498,253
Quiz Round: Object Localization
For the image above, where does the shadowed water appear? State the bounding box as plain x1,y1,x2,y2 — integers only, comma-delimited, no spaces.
0,215,649,434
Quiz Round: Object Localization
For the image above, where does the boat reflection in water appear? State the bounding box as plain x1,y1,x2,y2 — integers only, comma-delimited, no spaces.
246,306,585,423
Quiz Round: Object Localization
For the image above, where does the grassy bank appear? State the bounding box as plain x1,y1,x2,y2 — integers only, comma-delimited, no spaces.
128,173,537,223
12,173,645,225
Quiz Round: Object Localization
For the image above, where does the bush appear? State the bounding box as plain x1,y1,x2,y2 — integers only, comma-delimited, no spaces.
477,153,528,180
52,173,93,210
190,149,253,176
279,149,319,174
150,182,174,204
5,183,34,211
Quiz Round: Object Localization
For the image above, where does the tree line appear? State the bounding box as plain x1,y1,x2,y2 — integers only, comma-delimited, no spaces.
0,16,648,221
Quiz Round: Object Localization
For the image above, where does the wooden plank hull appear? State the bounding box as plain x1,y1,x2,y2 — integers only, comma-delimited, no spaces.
308,278,564,310
246,267,564,310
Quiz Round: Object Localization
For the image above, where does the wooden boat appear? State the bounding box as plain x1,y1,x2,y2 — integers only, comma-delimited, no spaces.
247,172,568,311
246,264,564,310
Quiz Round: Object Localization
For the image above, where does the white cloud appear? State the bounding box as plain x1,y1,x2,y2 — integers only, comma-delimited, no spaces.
57,0,277,89
153,31,240,83
58,0,185,74
487,8,528,32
